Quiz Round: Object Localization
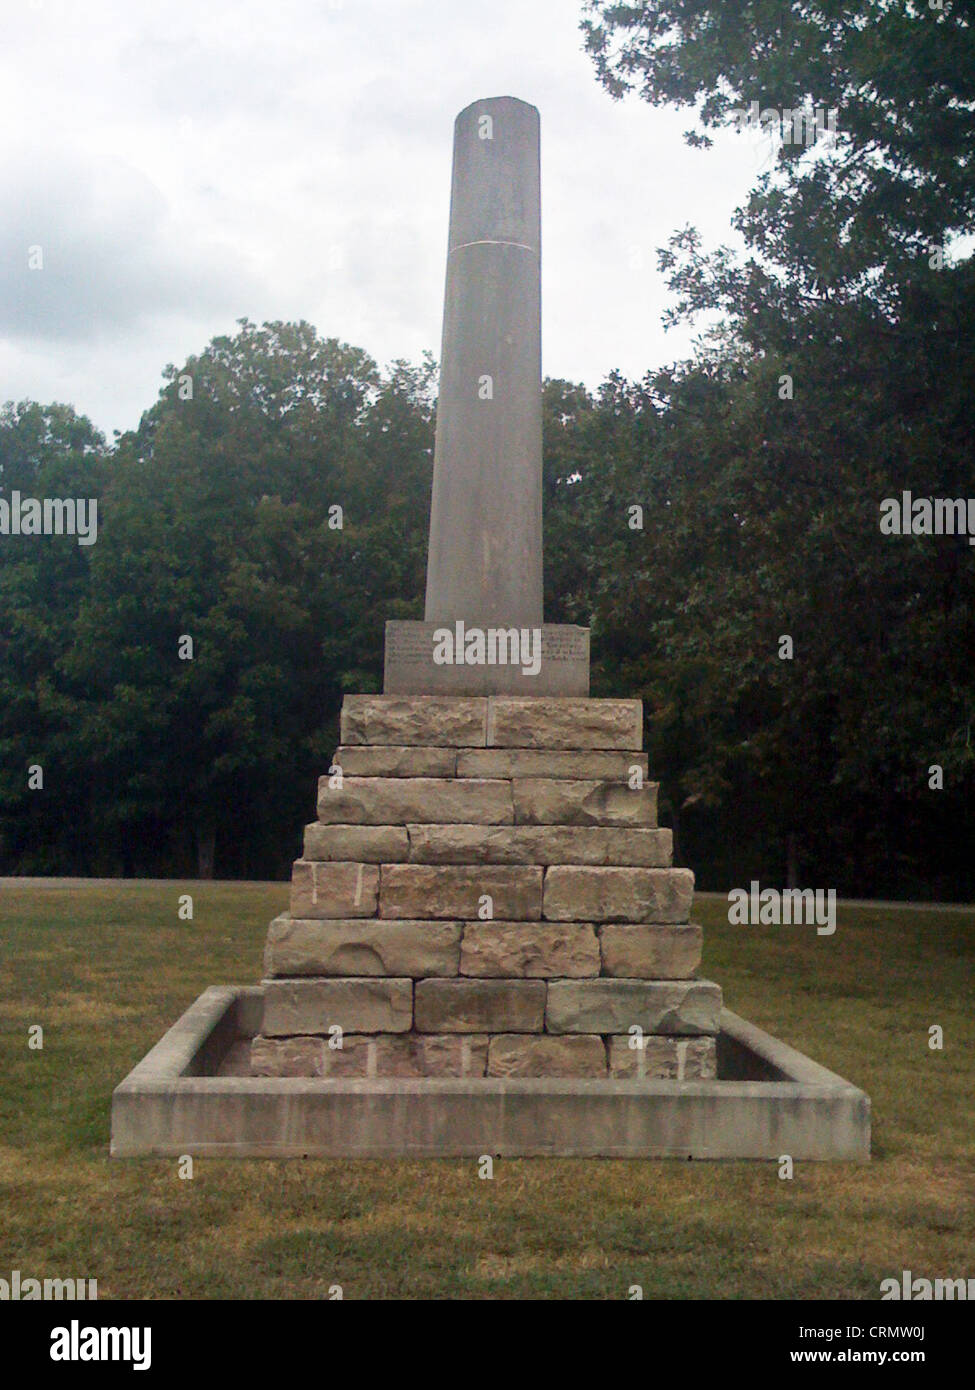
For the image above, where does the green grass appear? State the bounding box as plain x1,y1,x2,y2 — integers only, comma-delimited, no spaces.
0,878,972,1299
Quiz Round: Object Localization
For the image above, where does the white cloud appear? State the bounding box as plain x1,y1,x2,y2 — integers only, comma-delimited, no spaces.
1,0,757,434
0,146,260,342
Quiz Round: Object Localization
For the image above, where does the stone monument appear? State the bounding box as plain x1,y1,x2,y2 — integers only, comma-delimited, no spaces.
249,96,721,1085
111,98,870,1160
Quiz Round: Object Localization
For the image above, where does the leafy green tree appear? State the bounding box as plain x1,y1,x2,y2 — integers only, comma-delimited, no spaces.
58,322,434,877
0,402,107,871
583,0,975,310
572,0,975,895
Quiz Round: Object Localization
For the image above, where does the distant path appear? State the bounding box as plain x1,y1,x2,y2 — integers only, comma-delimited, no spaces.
0,877,286,888
694,890,975,913
3,878,972,911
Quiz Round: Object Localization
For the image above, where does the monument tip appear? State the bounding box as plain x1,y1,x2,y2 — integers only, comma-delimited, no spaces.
455,94,539,122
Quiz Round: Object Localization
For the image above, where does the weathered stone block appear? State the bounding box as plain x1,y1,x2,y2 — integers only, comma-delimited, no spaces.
303,824,410,862
263,916,461,978
512,779,657,826
487,1034,606,1078
457,749,648,781
262,978,413,1036
251,1032,488,1078
607,1035,717,1080
460,922,599,978
486,698,642,750
380,864,543,920
543,866,695,923
333,745,458,777
416,1034,490,1078
599,923,703,978
317,777,512,825
341,695,486,746
251,1034,330,1077
545,979,722,1035
407,824,673,867
414,979,546,1033
289,860,379,919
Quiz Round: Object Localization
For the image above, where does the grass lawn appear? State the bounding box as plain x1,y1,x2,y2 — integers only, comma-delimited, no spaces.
0,877,972,1299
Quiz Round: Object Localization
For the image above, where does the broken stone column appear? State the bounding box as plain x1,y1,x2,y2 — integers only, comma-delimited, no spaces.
383,97,589,696
425,95,543,629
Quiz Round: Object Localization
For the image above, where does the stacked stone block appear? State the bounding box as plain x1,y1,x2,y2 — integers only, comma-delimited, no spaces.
251,696,721,1081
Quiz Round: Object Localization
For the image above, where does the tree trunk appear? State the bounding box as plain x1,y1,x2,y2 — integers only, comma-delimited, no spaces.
196,825,216,879
786,831,799,889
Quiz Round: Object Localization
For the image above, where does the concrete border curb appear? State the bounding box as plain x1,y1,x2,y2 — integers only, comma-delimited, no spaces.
110,986,870,1160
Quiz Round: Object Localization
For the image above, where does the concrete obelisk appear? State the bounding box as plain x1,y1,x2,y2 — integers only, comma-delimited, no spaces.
425,95,543,628
384,96,589,696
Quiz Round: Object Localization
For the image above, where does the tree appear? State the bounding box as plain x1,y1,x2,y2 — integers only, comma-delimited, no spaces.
583,0,975,311
0,402,107,872
57,322,434,878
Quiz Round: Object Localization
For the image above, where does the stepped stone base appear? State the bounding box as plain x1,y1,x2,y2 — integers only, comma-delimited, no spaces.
109,691,868,1161
251,695,722,1083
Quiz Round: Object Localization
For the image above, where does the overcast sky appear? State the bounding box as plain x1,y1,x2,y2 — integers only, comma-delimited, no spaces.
1,0,768,439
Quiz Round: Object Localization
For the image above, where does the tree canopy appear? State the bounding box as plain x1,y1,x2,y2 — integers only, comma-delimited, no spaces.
1,4,972,893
